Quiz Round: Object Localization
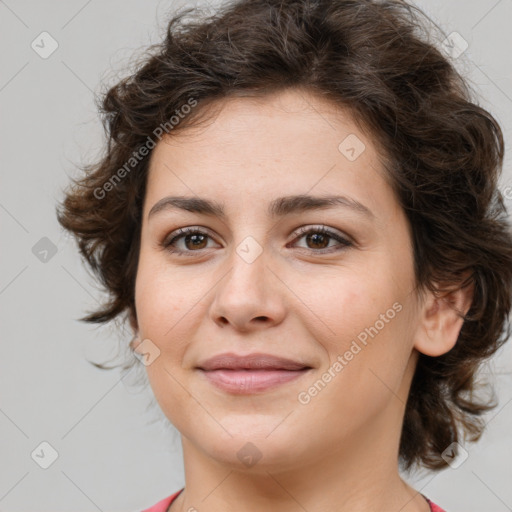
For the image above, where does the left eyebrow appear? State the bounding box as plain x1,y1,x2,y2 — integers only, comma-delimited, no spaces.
147,194,375,221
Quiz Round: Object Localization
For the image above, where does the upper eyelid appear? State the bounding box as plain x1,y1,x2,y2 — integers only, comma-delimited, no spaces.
168,226,219,242
167,224,344,237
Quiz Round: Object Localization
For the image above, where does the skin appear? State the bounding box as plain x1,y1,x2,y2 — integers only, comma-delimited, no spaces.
130,88,473,512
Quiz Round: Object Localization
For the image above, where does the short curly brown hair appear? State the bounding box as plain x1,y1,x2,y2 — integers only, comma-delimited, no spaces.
56,0,512,472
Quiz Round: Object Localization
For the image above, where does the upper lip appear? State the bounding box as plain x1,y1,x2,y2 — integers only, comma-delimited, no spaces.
196,352,312,371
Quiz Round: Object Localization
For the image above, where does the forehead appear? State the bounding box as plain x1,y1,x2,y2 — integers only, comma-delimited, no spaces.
144,89,398,223
150,89,373,163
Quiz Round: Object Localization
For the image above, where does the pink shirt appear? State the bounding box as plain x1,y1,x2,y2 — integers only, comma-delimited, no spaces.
141,489,183,512
141,489,447,511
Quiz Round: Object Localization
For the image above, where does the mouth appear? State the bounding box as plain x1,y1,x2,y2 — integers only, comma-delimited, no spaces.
197,368,312,394
195,352,313,394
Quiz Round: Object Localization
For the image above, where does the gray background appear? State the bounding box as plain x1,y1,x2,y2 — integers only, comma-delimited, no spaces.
1,0,511,510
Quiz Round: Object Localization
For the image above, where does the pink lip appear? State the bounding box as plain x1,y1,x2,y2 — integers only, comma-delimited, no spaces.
196,352,312,394
198,368,311,394
196,352,310,371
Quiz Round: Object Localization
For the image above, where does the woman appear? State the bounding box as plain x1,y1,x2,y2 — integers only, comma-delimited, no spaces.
56,1,512,511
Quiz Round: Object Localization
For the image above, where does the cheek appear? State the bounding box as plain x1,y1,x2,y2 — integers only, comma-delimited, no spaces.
300,268,414,383
293,268,393,346
134,251,195,338
133,258,195,422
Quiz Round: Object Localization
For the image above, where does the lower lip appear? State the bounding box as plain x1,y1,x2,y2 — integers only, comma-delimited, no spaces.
198,369,310,394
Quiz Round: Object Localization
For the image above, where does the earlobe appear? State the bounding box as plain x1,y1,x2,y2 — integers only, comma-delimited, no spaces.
414,276,474,357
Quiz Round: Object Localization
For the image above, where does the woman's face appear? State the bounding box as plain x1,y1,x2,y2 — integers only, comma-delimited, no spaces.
133,88,425,472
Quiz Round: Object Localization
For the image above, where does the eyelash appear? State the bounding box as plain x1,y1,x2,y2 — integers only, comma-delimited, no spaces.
161,225,353,256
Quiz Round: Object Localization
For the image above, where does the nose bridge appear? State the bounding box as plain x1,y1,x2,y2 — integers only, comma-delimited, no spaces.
210,232,285,329
223,211,269,282
224,234,269,300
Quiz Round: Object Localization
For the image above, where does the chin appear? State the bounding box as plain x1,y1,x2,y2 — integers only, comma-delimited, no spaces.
195,426,307,472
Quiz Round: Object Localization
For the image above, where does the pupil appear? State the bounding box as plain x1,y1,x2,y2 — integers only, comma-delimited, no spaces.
307,233,328,249
186,234,207,249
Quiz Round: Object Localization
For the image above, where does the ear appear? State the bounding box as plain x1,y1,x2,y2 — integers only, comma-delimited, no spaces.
413,273,474,357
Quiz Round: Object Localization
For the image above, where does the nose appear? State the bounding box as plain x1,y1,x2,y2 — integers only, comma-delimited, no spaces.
208,242,286,332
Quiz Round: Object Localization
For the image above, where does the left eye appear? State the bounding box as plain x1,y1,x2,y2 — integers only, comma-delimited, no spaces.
161,226,352,255
290,226,352,252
